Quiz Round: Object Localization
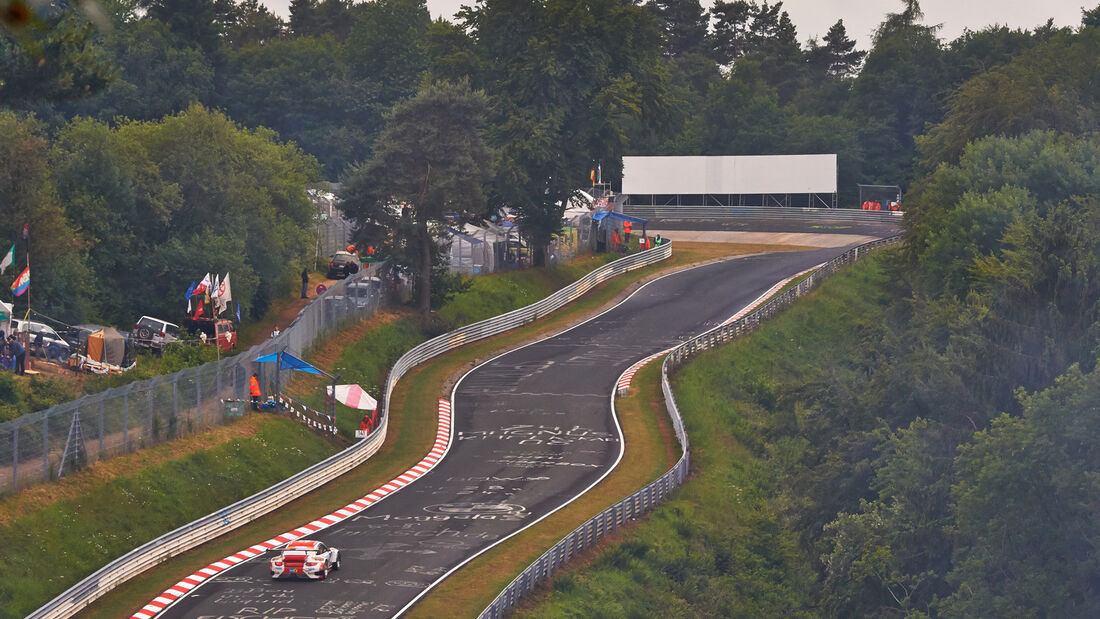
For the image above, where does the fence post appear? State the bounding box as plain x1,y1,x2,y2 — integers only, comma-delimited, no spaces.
217,360,224,422
147,386,154,439
42,412,48,483
196,368,202,427
99,397,105,458
12,419,17,488
173,375,179,427
122,386,129,452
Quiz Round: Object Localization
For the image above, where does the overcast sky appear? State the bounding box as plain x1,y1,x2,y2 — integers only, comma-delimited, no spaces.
261,0,1087,50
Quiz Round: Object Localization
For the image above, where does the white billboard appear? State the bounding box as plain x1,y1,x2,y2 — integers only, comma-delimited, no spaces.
622,154,837,195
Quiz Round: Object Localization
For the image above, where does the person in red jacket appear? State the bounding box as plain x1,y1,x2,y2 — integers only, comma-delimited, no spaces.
250,373,262,410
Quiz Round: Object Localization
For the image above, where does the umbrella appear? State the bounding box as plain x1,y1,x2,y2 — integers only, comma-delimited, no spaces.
327,384,377,410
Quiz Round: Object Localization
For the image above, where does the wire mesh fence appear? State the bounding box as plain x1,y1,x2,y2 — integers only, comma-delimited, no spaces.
0,262,390,496
448,212,597,275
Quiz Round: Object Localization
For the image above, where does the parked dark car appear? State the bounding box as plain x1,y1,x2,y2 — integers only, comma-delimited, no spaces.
61,324,110,348
327,251,361,279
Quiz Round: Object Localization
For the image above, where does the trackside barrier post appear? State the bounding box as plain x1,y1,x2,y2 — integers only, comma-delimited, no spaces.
31,249,672,619
477,234,902,619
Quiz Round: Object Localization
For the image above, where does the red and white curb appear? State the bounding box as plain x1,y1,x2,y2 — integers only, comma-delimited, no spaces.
615,351,670,397
131,399,454,619
722,263,824,325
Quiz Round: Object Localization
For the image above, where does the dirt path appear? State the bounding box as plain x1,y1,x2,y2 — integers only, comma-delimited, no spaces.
243,273,337,348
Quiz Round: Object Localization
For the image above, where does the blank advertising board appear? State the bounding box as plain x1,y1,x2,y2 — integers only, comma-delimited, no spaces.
621,154,837,195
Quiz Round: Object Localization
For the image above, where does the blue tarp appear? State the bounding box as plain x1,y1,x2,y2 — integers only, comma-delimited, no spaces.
253,351,326,375
591,211,648,225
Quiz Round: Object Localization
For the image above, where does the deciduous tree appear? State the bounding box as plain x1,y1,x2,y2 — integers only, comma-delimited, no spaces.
340,80,491,314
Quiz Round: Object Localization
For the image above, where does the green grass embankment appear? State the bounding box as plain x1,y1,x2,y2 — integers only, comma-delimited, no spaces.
513,253,892,617
0,415,337,619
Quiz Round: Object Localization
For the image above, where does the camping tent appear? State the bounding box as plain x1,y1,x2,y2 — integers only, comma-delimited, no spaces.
87,327,127,366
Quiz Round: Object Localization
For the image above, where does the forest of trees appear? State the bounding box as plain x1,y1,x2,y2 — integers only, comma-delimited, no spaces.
2,0,1100,615
3,0,1097,323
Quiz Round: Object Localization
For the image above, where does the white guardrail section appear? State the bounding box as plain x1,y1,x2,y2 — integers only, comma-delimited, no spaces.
623,205,904,223
479,234,904,618
30,243,673,619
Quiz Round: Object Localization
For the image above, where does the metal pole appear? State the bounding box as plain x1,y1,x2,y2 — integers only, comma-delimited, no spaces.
12,420,18,488
98,398,104,457
123,387,129,452
148,387,154,439
196,368,202,426
42,411,48,482
172,375,179,428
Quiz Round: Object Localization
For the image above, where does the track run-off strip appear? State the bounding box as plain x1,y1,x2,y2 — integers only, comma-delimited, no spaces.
130,399,454,619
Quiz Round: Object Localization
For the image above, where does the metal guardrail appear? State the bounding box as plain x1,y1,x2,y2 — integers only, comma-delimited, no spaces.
479,234,903,618
31,244,673,619
623,205,904,223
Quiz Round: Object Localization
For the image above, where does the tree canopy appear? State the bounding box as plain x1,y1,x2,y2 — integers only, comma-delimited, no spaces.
340,80,491,314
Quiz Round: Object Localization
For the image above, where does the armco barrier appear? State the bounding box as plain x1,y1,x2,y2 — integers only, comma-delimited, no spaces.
31,243,672,619
479,234,902,618
623,205,904,224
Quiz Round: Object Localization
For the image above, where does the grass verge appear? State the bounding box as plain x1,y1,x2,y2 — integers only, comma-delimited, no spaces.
75,243,804,617
0,415,338,619
510,253,892,617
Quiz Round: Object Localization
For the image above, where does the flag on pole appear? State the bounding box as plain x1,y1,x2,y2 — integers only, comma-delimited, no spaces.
597,163,602,184
185,281,196,312
235,301,241,323
10,266,29,297
590,168,596,186
215,272,232,314
22,224,28,240
0,244,13,274
194,273,211,297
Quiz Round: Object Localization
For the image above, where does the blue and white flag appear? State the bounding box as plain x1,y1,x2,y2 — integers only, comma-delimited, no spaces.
185,281,196,312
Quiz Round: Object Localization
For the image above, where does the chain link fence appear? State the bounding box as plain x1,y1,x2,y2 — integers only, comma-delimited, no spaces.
448,212,597,275
0,262,390,496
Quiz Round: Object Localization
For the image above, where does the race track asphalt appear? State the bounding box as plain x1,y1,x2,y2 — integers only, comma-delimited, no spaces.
159,242,880,619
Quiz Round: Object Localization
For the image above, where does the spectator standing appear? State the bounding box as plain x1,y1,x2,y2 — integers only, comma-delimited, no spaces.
10,336,26,375
301,267,310,299
250,372,262,410
33,330,44,357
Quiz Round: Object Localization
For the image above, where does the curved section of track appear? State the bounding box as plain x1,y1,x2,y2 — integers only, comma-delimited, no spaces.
158,244,872,618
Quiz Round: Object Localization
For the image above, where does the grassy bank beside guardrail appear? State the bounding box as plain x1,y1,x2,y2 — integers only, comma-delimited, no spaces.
511,254,890,617
77,242,805,618
0,415,337,619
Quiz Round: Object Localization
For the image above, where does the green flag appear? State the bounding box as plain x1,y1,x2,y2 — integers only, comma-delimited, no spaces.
0,244,12,274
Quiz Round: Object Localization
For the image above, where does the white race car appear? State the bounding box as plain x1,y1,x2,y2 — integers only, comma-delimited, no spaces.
270,539,341,579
